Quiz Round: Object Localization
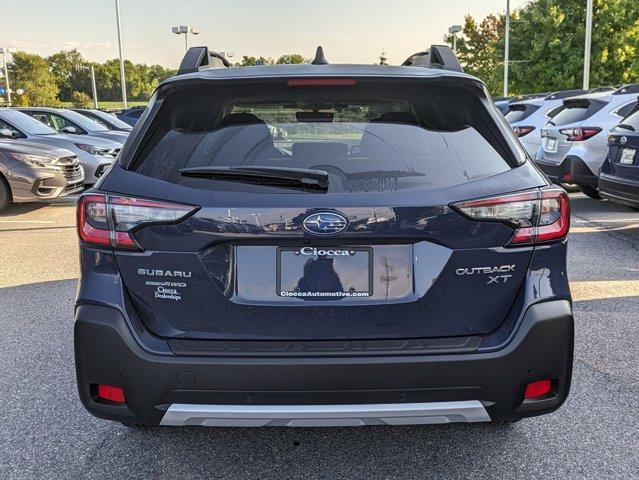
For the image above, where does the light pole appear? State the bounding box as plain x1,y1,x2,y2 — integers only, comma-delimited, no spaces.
172,26,200,52
114,0,128,108
448,25,462,53
503,0,510,97
583,0,593,90
0,47,16,106
76,64,99,108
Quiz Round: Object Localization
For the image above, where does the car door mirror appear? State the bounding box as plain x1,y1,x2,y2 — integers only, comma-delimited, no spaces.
62,126,77,134
0,128,13,138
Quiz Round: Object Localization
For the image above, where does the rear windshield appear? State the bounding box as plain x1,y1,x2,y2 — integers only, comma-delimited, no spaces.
551,99,606,126
134,81,513,193
504,104,540,124
546,105,564,119
617,109,639,130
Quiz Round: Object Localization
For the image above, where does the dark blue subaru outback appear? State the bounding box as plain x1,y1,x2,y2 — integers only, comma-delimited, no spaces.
74,46,573,427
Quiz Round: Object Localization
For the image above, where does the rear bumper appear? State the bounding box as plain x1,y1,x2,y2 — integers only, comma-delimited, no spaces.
535,156,598,187
74,300,574,426
598,173,639,208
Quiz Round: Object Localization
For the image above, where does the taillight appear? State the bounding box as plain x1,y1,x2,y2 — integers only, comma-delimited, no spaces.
452,188,570,246
560,127,601,141
286,78,357,87
77,193,197,249
513,126,535,137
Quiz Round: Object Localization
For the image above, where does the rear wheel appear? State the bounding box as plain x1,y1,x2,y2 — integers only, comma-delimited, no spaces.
580,185,601,199
0,175,13,212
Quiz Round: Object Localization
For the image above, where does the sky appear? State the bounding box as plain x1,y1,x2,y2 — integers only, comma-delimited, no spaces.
2,0,529,67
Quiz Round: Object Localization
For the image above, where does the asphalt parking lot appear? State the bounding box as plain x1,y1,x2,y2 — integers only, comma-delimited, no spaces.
0,194,637,480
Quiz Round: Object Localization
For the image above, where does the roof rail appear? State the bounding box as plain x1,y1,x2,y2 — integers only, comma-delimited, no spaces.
401,45,463,72
589,86,616,93
545,89,587,100
177,46,231,75
613,84,639,95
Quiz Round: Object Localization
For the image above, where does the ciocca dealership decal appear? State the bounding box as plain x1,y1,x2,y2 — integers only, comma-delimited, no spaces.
138,269,191,301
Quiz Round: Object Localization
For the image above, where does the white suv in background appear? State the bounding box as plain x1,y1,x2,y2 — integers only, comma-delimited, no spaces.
535,85,639,198
506,89,586,157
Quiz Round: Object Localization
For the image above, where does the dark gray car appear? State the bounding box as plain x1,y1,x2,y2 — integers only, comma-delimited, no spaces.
19,107,130,144
0,139,83,211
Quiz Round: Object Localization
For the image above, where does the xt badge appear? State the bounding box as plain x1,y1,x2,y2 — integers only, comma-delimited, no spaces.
456,265,515,285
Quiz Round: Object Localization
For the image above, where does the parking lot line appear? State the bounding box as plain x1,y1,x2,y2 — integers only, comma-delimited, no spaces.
0,219,55,223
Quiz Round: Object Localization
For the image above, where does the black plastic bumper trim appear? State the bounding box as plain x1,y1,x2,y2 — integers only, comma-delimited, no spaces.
74,300,573,425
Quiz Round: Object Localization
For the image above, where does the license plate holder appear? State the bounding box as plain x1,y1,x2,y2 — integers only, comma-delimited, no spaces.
277,247,373,299
620,148,636,165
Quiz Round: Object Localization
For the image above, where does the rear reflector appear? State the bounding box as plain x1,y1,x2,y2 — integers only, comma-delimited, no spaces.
452,187,570,246
286,78,357,87
524,379,552,399
77,193,197,250
97,384,126,404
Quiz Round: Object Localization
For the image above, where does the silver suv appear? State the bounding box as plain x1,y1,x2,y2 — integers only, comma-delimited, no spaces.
0,109,119,186
506,90,586,157
0,139,83,211
535,85,639,198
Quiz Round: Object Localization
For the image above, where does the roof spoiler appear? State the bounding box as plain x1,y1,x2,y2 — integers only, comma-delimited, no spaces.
177,46,231,75
401,45,463,72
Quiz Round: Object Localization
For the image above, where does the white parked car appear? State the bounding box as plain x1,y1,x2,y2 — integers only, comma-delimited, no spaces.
506,89,586,157
535,85,639,198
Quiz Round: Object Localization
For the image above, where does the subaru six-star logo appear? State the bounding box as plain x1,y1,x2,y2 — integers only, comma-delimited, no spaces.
302,211,348,235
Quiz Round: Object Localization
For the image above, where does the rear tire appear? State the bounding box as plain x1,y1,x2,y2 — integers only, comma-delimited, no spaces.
0,175,12,212
580,185,601,199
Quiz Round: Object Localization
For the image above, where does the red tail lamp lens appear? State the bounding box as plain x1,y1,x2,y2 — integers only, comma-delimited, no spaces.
77,193,197,250
513,126,535,137
560,127,601,141
97,384,126,404
452,188,570,246
524,379,552,399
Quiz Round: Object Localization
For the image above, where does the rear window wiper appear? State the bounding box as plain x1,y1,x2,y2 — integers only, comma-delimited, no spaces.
617,123,635,132
180,166,329,191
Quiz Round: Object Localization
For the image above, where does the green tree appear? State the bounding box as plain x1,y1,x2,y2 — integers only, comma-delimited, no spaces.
47,49,88,102
235,55,274,66
71,91,92,108
509,0,639,92
444,14,505,94
276,54,307,64
445,0,639,96
9,52,60,106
